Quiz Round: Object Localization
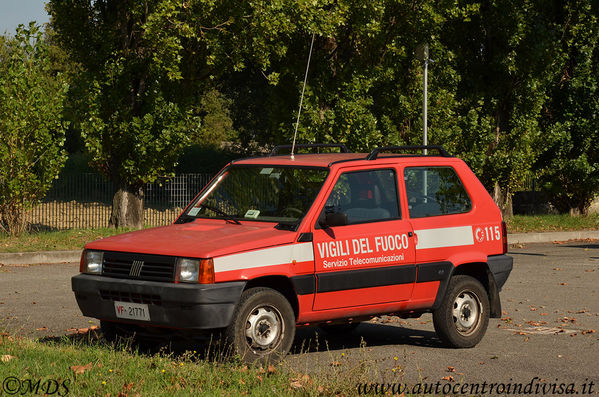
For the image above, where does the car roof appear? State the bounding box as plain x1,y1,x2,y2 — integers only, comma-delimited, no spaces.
233,153,367,167
232,152,458,168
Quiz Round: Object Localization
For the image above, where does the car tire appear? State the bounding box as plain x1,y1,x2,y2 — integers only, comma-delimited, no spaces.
433,275,489,348
226,287,295,364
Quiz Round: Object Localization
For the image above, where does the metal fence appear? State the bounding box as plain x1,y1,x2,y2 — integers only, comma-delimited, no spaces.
25,173,213,231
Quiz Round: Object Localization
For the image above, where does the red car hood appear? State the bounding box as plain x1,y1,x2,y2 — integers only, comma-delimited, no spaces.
85,219,297,258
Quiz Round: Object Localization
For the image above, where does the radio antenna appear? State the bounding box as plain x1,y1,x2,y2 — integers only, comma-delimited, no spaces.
290,32,316,160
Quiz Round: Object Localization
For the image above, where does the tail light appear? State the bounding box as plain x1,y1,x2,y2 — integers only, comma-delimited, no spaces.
501,221,508,254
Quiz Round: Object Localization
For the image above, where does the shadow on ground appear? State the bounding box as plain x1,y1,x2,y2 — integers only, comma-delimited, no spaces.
35,321,443,362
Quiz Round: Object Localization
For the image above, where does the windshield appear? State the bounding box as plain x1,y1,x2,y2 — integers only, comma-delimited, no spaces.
184,166,329,224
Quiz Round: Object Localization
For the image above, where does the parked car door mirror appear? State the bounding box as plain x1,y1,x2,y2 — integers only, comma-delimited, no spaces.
318,211,348,228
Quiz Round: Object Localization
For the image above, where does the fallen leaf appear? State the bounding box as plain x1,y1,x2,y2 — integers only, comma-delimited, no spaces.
530,307,537,311
290,380,303,389
36,326,48,331
582,329,596,335
441,376,455,382
267,365,276,374
559,282,568,286
330,361,341,367
447,366,455,372
1,355,15,362
70,362,93,374
553,267,561,271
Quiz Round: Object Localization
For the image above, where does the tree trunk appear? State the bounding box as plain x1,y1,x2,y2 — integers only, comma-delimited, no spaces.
109,184,144,229
0,202,26,235
493,181,513,219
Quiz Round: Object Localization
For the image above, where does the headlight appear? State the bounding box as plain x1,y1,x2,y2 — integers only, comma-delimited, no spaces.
175,258,214,284
175,258,200,283
82,250,103,274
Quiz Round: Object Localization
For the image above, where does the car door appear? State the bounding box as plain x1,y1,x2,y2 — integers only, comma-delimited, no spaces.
312,167,416,311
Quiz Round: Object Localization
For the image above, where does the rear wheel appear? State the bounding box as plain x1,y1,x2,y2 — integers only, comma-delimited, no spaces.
226,287,295,364
433,275,489,348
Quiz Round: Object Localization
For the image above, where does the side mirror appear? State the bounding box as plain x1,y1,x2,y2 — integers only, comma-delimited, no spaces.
318,211,348,228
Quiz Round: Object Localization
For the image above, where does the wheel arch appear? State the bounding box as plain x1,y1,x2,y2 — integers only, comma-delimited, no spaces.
434,262,502,318
243,275,300,320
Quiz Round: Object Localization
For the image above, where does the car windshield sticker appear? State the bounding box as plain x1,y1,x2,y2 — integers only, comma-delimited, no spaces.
244,209,260,219
260,168,273,175
269,172,281,179
188,207,200,216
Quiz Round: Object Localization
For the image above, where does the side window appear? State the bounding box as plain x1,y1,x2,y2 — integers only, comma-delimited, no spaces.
404,167,472,218
322,169,400,225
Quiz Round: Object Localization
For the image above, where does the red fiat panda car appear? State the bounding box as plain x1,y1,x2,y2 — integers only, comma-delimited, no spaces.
72,145,512,363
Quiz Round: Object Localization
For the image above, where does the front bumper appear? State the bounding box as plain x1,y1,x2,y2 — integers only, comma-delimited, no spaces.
72,274,246,329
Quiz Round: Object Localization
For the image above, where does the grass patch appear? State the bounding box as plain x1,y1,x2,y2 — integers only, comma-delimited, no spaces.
0,333,353,396
506,214,599,233
0,228,136,253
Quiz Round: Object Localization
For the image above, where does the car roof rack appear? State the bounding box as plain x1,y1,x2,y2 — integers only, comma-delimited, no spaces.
269,143,350,156
366,145,452,160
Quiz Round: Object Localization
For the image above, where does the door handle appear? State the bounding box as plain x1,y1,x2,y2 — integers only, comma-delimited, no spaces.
408,231,413,237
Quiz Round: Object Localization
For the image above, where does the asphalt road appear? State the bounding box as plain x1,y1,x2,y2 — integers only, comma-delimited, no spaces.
1,242,598,393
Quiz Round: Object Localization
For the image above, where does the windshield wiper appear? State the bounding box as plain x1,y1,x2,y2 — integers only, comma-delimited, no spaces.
200,204,242,225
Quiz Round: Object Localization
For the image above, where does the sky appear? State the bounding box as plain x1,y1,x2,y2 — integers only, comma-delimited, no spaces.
0,0,50,36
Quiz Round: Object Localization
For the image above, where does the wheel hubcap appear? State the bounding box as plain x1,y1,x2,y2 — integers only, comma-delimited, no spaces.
452,291,481,335
245,306,283,351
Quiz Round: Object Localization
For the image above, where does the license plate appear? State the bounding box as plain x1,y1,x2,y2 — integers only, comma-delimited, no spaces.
114,301,150,321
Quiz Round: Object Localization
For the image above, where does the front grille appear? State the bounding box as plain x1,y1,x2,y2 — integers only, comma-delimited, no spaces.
100,289,162,305
102,251,176,282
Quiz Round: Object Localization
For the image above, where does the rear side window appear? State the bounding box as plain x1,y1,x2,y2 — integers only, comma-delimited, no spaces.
404,167,471,218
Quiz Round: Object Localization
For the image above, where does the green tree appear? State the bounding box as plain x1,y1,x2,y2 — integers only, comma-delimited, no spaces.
49,0,202,228
536,0,599,215
224,1,461,153
0,23,69,235
441,0,561,217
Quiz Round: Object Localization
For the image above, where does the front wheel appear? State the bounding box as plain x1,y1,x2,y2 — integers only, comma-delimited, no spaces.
433,275,489,348
226,287,295,364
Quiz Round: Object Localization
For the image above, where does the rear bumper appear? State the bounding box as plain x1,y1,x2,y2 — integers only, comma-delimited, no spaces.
72,274,246,329
487,254,513,290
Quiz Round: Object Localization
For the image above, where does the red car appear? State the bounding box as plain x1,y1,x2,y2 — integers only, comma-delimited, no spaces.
73,144,513,363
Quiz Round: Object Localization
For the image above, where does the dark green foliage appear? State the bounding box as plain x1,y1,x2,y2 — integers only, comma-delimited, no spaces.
536,0,599,215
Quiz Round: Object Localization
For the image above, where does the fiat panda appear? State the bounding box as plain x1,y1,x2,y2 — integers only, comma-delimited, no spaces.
73,144,513,363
